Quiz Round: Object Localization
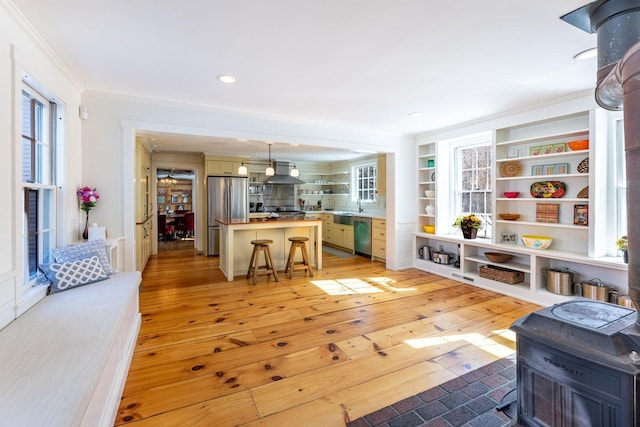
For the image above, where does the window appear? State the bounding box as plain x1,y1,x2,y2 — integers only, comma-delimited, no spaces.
614,117,627,253
22,84,57,286
453,137,492,238
352,163,377,203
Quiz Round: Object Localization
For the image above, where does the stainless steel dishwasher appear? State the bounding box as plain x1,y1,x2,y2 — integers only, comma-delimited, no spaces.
354,216,372,258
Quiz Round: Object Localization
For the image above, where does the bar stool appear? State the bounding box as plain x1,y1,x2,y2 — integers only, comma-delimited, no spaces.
284,237,314,279
246,239,279,285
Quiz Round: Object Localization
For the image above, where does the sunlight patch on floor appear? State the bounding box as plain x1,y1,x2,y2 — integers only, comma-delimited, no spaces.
368,276,416,292
405,332,515,358
311,278,384,295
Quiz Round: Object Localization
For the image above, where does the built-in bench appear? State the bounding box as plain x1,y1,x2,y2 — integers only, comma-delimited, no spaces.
0,272,141,427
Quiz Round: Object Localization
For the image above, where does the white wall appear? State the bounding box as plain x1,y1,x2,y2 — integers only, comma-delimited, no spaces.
1,0,84,325
80,91,411,271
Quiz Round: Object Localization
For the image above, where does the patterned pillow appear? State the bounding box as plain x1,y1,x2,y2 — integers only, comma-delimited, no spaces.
52,239,113,275
40,255,108,294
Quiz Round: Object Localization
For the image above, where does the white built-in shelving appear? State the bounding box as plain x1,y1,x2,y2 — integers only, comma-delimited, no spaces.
414,110,627,306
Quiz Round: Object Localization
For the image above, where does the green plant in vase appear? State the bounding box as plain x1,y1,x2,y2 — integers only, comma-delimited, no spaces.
617,235,628,263
453,214,482,239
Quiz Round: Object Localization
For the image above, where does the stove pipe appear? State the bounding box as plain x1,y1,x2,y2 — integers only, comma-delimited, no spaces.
562,1,640,327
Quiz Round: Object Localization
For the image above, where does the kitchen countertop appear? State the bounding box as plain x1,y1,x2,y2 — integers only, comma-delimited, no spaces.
310,210,386,220
217,217,321,225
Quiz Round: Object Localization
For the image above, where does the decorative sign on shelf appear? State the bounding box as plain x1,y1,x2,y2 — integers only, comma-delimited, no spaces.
574,204,588,226
532,163,568,176
536,203,559,223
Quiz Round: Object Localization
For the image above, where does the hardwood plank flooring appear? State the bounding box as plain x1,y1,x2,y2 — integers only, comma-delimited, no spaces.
117,248,540,426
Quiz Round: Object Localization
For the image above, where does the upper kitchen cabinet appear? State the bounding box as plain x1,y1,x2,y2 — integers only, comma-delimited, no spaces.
494,111,593,256
205,155,241,176
377,154,386,196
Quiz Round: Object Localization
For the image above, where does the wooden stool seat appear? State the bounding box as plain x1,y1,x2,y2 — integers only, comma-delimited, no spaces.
246,239,279,285
284,236,313,279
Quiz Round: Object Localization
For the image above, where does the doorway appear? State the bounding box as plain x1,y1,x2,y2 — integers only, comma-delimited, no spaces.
157,168,195,252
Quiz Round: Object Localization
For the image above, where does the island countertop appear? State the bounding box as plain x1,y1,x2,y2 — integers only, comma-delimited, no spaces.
217,218,322,281
216,217,321,225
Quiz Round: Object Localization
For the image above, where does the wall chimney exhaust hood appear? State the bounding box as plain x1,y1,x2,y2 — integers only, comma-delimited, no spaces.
263,161,305,184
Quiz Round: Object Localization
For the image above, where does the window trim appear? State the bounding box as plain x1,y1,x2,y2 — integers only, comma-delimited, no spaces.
21,81,58,290
447,132,493,238
351,162,378,203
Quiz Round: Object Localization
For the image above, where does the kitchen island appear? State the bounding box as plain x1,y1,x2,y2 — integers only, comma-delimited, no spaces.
218,217,322,281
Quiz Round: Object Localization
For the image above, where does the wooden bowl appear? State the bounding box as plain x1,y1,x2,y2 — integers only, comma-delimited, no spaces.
499,213,521,221
485,252,513,263
567,139,589,151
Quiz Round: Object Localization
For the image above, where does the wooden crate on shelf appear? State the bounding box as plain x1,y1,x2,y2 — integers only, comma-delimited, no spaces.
479,265,524,284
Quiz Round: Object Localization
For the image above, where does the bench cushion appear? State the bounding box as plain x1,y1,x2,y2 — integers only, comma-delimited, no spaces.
0,271,140,426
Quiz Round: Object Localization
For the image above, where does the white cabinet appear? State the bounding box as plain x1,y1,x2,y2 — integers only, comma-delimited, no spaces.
372,218,386,260
322,213,353,251
414,234,628,306
136,218,152,272
325,224,353,251
413,109,627,306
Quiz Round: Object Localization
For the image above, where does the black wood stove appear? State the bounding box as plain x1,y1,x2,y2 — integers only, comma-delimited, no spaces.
511,300,640,426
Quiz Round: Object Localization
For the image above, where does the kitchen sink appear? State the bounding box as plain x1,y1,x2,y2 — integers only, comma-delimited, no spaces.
333,212,354,225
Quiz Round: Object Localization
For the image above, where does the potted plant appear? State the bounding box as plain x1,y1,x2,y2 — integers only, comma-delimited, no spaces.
617,235,628,263
453,214,482,239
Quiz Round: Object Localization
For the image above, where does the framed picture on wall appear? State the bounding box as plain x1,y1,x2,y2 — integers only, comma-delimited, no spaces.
500,232,518,244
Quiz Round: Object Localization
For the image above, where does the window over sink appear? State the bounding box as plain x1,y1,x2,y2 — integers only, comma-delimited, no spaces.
352,162,377,203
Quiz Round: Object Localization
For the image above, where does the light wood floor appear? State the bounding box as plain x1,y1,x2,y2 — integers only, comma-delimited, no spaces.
116,248,540,426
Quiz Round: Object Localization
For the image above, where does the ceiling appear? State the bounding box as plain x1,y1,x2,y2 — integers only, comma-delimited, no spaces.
10,0,597,161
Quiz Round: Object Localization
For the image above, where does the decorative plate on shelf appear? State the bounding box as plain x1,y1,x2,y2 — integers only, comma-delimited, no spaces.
500,160,523,177
577,157,589,173
530,181,566,198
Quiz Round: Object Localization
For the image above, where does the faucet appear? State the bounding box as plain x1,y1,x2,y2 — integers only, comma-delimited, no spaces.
358,198,364,213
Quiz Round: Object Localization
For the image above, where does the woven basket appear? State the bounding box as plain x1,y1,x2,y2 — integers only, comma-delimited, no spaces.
500,160,522,177
479,265,524,284
577,186,589,198
577,157,589,173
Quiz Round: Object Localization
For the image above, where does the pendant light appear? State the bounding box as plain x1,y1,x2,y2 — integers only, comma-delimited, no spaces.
265,143,275,176
238,161,248,175
290,164,300,177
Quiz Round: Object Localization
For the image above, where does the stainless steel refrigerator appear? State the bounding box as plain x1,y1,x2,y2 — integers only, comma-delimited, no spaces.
207,175,249,256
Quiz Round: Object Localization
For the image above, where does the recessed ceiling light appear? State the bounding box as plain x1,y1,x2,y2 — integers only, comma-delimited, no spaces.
574,47,597,60
409,112,425,117
217,74,237,84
